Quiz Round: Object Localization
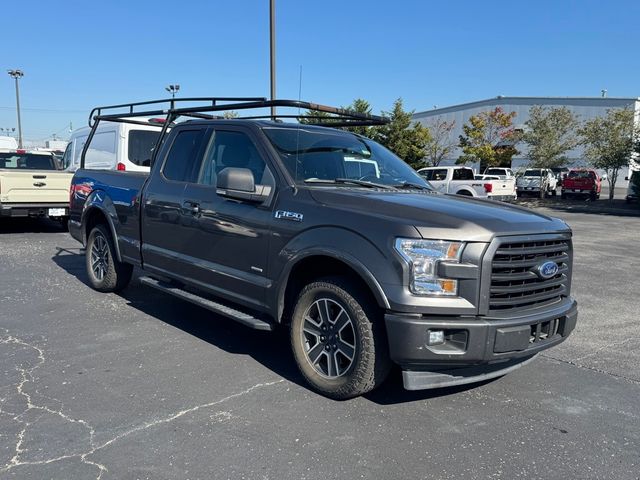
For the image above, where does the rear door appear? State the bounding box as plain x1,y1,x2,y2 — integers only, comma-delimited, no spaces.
141,126,209,277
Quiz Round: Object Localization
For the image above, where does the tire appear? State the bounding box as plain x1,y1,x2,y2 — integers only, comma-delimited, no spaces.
590,191,598,201
551,188,557,197
561,191,566,199
86,224,133,292
290,277,391,399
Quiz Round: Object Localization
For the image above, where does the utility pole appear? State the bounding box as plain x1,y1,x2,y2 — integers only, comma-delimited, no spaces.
7,69,24,149
270,0,276,119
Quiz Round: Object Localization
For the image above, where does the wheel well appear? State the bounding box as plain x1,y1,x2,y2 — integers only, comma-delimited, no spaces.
456,189,473,196
280,255,381,324
84,208,109,242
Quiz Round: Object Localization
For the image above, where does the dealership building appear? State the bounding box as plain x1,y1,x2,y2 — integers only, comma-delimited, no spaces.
412,96,639,183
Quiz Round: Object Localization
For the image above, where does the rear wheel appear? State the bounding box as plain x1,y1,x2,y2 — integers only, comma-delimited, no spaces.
290,277,391,399
86,224,133,292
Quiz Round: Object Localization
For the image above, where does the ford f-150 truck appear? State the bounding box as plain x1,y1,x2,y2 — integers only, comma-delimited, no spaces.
561,169,601,200
69,98,578,399
1,150,72,224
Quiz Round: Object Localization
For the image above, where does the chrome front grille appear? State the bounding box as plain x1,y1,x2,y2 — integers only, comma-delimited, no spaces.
489,238,571,311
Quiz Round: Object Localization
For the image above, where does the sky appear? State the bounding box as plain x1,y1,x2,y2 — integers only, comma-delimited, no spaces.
1,0,639,143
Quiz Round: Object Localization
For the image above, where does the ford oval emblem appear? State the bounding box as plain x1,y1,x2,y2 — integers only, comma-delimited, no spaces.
537,261,559,279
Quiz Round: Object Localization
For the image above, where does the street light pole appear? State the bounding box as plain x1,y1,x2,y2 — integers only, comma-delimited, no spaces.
165,84,180,99
270,0,276,119
7,69,24,149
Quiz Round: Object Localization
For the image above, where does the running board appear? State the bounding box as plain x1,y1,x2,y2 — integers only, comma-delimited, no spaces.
139,276,274,331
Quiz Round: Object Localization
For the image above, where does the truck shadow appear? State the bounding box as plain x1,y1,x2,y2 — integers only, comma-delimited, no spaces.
52,247,493,405
0,217,67,234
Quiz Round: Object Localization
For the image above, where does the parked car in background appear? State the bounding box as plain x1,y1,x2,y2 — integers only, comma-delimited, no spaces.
0,150,72,226
625,170,639,203
516,168,558,197
551,167,570,187
483,167,515,179
418,166,489,197
475,174,517,201
561,169,601,200
63,119,164,172
0,136,18,150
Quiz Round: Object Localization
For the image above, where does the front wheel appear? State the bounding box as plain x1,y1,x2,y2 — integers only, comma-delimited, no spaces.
290,278,391,399
86,224,133,292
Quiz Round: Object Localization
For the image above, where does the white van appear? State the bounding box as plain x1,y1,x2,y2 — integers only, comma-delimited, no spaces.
62,120,164,172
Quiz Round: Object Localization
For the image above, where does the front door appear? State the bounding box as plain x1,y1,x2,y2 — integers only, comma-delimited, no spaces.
179,127,276,311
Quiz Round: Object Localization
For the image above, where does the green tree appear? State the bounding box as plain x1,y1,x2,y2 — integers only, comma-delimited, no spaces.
522,106,580,168
580,108,636,200
457,107,519,170
373,98,431,168
422,118,456,167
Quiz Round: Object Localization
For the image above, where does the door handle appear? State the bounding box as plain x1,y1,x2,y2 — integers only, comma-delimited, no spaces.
183,201,200,215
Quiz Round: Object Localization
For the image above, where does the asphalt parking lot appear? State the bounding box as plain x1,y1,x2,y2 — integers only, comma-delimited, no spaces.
1,209,639,480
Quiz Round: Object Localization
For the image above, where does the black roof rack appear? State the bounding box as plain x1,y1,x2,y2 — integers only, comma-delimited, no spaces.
80,97,389,169
88,97,389,128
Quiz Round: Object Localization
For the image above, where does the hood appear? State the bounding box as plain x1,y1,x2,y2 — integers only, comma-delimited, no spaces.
308,188,569,242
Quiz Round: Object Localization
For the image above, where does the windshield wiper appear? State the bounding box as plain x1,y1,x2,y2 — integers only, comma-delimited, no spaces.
305,178,397,190
393,181,432,191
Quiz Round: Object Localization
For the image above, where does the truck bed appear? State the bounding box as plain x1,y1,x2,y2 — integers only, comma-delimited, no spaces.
69,169,148,263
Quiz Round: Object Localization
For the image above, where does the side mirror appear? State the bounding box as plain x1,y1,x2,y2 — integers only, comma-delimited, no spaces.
216,167,270,202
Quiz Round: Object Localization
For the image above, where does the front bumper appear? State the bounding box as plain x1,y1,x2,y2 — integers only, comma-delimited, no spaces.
385,298,578,389
0,203,69,218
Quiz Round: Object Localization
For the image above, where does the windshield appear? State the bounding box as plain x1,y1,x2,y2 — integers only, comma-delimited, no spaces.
0,152,57,170
523,169,542,177
262,127,430,189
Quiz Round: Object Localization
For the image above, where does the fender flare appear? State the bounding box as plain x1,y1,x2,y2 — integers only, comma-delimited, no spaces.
276,246,391,322
81,191,123,262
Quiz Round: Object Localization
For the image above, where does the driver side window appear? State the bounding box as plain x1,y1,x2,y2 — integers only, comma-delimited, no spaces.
197,130,273,187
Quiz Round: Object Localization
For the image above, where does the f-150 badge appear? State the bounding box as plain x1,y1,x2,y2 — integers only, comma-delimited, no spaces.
275,210,303,222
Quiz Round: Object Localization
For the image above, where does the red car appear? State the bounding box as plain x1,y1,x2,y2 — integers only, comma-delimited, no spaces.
561,169,601,200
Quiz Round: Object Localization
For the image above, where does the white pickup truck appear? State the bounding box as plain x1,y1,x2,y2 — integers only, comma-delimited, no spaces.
418,166,489,197
478,168,517,201
0,150,73,225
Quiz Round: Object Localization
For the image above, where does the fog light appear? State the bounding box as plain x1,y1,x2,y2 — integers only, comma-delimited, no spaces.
428,330,445,346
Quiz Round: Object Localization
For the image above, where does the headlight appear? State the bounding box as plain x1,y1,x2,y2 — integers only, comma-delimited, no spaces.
395,239,463,296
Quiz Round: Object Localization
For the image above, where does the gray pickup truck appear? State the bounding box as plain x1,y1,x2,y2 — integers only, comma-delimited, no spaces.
69,98,577,399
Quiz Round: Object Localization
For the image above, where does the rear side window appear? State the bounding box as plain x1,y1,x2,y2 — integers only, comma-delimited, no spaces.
84,131,116,169
128,130,161,166
163,129,207,182
452,168,474,180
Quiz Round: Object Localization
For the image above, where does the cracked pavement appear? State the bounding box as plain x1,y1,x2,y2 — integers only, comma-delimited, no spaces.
0,211,639,479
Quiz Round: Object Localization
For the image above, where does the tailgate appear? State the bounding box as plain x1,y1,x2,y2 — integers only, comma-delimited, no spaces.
0,170,73,204
489,178,516,195
563,179,591,190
